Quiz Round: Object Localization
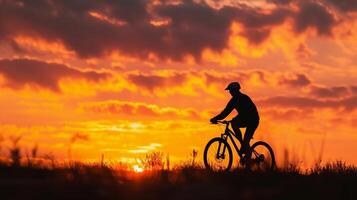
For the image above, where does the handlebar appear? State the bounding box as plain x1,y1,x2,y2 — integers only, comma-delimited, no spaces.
211,120,231,125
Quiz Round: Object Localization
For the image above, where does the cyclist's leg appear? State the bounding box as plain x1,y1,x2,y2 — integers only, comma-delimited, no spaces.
242,120,259,154
231,116,244,143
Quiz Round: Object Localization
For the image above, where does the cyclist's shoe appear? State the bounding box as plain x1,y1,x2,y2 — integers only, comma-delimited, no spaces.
240,153,252,166
239,144,250,155
240,156,247,165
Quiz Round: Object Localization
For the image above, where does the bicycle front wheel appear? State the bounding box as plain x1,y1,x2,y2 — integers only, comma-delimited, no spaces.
246,141,275,171
204,137,233,171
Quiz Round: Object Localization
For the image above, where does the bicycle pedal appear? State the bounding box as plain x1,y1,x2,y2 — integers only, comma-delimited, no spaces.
240,156,247,165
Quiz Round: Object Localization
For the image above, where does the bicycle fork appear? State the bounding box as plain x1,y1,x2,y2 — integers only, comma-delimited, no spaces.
216,133,228,159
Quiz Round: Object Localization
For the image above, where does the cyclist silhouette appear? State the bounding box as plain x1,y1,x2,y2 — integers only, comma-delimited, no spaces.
210,82,259,155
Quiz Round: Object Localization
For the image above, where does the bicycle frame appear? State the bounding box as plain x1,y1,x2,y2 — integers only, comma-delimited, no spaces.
205,120,276,171
218,120,244,158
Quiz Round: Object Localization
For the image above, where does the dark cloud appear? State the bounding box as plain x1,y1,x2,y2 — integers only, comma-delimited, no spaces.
0,0,292,61
0,0,160,58
325,0,357,12
126,70,269,92
268,0,293,5
81,100,201,119
309,85,357,99
293,1,336,35
0,58,109,92
127,72,187,90
240,28,271,45
109,0,149,24
259,95,357,110
234,5,292,28
351,86,357,95
203,72,246,86
279,74,311,87
309,85,350,98
154,1,236,59
263,108,313,121
0,0,344,60
232,5,293,44
203,70,267,87
260,96,322,108
270,0,357,13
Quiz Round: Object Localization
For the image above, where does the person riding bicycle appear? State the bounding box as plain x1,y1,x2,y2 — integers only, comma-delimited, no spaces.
210,82,259,155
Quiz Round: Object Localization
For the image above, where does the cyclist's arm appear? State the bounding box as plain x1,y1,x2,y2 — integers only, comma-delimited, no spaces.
211,98,235,120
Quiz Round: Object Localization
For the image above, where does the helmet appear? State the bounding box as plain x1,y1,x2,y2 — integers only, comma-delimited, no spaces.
225,82,241,90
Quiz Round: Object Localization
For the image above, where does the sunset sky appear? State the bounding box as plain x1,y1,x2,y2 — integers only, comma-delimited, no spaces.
0,0,356,168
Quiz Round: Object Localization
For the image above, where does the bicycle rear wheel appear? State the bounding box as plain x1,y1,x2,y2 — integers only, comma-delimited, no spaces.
203,137,233,171
245,141,275,171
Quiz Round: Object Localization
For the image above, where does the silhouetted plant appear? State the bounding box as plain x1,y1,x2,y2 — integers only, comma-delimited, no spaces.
284,163,301,174
43,152,56,168
191,149,198,166
166,153,170,170
26,144,38,167
310,160,357,175
100,153,105,167
68,132,89,160
0,134,4,156
142,151,164,170
9,136,22,167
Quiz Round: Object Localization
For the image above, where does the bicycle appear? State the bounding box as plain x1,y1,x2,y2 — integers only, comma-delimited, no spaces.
203,120,275,171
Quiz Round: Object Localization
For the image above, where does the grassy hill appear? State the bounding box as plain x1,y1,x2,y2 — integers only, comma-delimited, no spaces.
0,160,356,200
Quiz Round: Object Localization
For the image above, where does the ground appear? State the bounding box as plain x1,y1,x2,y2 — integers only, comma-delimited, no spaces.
0,161,356,200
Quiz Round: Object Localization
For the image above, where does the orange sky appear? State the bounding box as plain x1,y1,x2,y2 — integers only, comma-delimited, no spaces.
0,0,357,168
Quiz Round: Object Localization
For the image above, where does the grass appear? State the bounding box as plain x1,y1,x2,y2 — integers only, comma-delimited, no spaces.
0,139,355,200
0,160,356,200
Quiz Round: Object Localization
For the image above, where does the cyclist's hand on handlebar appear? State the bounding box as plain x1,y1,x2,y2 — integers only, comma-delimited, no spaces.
210,118,218,124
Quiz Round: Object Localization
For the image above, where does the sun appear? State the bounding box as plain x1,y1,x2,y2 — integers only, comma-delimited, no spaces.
133,164,144,173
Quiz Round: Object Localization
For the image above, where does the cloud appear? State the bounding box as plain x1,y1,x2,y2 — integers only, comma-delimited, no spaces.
1,0,350,71
203,70,267,86
124,70,315,94
351,86,357,95
80,100,201,119
310,85,348,98
0,0,328,61
279,74,311,88
262,108,312,121
0,58,109,92
325,0,357,12
127,72,188,91
268,0,293,5
153,1,237,60
270,0,357,13
233,5,292,43
309,85,356,98
0,0,155,58
260,96,321,108
293,1,336,35
117,70,272,97
240,28,271,45
295,43,315,59
259,95,357,110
